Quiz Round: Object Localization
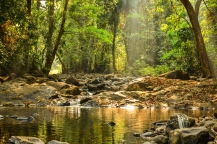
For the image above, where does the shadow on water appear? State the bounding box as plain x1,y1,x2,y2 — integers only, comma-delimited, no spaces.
0,106,214,144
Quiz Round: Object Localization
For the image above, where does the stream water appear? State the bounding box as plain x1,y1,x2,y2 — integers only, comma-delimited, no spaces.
0,106,214,144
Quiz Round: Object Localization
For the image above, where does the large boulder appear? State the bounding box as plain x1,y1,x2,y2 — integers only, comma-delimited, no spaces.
9,136,44,144
169,127,209,144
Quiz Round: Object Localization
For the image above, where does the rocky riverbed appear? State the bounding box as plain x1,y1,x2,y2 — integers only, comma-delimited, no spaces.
1,71,217,143
0,71,217,109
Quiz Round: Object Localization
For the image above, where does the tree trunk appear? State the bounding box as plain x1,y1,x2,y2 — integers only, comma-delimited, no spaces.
44,0,54,75
180,0,212,77
44,0,69,75
112,20,117,74
56,53,67,73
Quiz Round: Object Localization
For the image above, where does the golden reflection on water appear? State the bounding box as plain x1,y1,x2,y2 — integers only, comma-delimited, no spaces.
0,106,214,144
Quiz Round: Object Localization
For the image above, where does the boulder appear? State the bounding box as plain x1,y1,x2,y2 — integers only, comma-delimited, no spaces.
169,127,209,144
9,136,44,144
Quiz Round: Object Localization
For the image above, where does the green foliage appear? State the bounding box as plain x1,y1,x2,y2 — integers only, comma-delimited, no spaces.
128,60,169,76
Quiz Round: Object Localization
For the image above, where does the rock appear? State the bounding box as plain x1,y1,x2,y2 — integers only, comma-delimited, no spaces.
9,136,44,144
213,112,217,118
46,81,70,90
204,119,217,128
143,141,157,144
0,81,57,106
80,98,92,105
47,140,69,144
16,116,35,122
7,73,17,81
133,133,140,137
89,79,101,84
65,76,79,86
108,121,116,126
48,74,61,82
126,78,153,91
163,70,190,80
87,84,98,91
59,85,81,95
144,135,168,144
166,113,195,134
24,75,36,84
31,70,44,77
169,127,209,144
213,123,217,132
11,115,18,118
141,132,156,138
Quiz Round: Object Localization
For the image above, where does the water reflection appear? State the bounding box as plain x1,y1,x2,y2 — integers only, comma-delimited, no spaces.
0,106,214,144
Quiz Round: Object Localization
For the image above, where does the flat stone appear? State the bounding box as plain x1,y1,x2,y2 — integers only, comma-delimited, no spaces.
9,136,44,144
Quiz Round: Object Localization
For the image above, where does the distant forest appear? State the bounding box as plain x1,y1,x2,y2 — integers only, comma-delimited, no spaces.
0,0,217,77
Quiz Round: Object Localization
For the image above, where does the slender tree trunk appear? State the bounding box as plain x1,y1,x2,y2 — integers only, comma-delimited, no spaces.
180,0,212,77
23,0,32,73
44,0,69,75
56,53,67,73
112,21,117,74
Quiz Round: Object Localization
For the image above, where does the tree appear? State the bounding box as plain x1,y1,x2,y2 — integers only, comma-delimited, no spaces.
180,0,213,77
44,0,69,75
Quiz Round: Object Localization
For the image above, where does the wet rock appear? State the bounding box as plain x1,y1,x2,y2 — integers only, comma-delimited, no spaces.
169,127,209,144
11,115,18,118
80,97,92,105
16,116,35,122
204,119,217,128
133,133,140,137
144,135,168,144
89,79,101,84
108,121,116,126
142,132,156,138
213,112,217,119
213,123,217,133
47,140,69,144
97,83,105,89
9,136,44,144
143,141,157,144
166,113,195,134
87,84,97,91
